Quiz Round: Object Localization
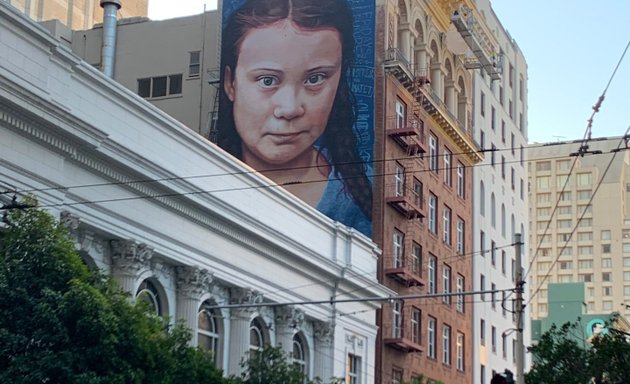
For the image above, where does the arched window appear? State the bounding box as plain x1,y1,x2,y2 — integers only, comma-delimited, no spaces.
198,300,221,366
480,181,485,216
292,332,309,377
250,317,267,354
490,193,496,228
136,279,163,316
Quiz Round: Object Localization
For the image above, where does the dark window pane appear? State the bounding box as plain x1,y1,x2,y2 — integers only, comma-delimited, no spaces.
152,76,167,97
169,74,182,95
138,78,151,97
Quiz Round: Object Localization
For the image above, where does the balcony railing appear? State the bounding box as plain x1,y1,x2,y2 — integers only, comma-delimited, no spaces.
385,182,425,221
384,252,425,287
386,116,427,156
382,320,423,353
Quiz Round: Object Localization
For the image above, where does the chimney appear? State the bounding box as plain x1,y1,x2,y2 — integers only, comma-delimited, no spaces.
100,0,121,78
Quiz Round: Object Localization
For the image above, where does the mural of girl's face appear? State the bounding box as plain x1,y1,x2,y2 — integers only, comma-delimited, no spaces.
224,20,342,168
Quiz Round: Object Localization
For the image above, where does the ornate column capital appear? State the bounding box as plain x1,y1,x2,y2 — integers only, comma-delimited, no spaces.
176,266,214,299
313,320,335,346
229,287,263,305
274,306,305,329
110,239,153,274
60,211,104,254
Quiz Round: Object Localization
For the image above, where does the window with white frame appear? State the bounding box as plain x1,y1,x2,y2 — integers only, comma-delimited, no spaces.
292,333,308,376
443,148,452,186
392,301,402,338
457,163,465,198
136,279,163,316
347,354,361,384
443,206,451,245
442,325,451,365
427,316,436,359
456,332,465,371
138,74,183,98
412,179,423,207
393,230,404,268
428,254,437,294
429,134,438,172
392,368,403,384
249,317,267,354
456,218,465,255
456,274,465,313
411,243,422,276
189,51,201,77
428,193,437,234
442,264,451,305
395,99,406,129
411,308,421,344
198,301,221,366
395,163,405,196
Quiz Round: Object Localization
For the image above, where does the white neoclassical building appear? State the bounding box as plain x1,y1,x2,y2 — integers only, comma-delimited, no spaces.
0,3,393,383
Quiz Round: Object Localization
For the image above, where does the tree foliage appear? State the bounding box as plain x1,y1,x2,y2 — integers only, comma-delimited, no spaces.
0,202,225,383
526,320,630,384
0,202,335,384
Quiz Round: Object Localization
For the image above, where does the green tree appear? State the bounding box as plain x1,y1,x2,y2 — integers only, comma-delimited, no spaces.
525,322,593,384
0,201,225,383
526,320,630,384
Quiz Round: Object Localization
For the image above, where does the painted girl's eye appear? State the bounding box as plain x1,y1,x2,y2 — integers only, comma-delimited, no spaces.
305,74,326,85
257,76,278,87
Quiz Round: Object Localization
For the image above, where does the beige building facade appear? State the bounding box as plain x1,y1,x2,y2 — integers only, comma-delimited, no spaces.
6,0,148,29
528,138,630,324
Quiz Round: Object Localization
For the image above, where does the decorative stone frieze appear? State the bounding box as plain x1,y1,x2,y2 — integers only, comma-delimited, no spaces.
274,305,305,329
314,320,335,346
110,239,153,274
176,265,214,299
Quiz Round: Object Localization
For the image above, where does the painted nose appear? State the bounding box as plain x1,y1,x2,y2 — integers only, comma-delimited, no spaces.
273,87,304,120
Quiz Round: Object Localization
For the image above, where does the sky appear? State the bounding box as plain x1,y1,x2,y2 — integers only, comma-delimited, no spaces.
148,0,630,144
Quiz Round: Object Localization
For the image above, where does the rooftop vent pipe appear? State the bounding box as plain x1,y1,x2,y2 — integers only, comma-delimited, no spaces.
100,0,121,78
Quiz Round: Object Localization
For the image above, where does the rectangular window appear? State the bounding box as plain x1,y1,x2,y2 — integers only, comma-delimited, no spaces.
577,173,592,186
412,179,423,208
393,230,403,268
443,206,452,245
411,308,421,344
394,163,405,196
395,99,406,129
189,51,201,77
480,230,486,257
457,333,465,371
480,91,486,116
491,106,496,130
392,368,402,384
443,148,452,186
442,264,452,305
428,193,437,234
537,176,550,189
168,74,183,95
137,74,183,98
480,130,485,151
442,325,451,365
491,326,497,353
480,274,486,301
456,218,465,255
511,133,515,155
491,282,497,309
501,250,507,275
411,243,422,276
501,120,506,143
491,144,497,166
347,354,361,384
480,318,486,345
457,163,465,198
491,240,497,266
392,301,402,337
427,317,436,359
501,156,506,179
428,254,437,294
456,274,465,312
429,134,438,173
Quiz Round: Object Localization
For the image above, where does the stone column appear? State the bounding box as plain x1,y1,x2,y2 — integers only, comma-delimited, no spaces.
445,80,456,113
227,287,263,376
176,266,214,345
110,239,153,294
431,64,443,99
313,321,335,382
399,27,410,62
415,46,428,76
274,306,305,357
